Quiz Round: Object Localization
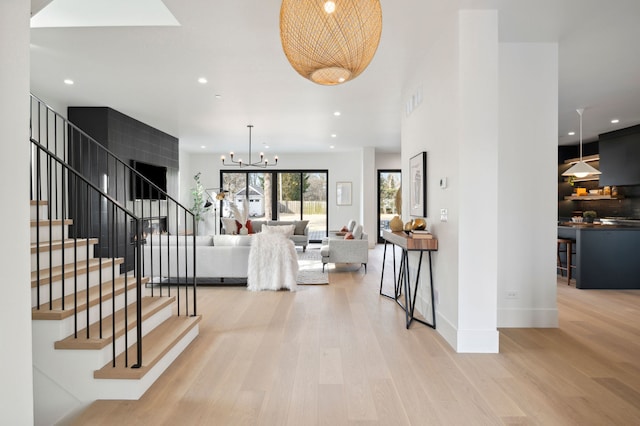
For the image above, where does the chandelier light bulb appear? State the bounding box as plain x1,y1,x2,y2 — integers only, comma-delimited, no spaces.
324,1,336,13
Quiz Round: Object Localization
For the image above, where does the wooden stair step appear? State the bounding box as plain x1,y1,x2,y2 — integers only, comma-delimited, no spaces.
30,200,48,205
31,257,124,287
31,238,98,254
32,275,149,320
54,296,175,350
94,315,201,380
30,219,73,227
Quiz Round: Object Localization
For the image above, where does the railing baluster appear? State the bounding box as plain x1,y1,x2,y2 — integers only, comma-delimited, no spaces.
48,154,53,310
111,201,116,367
123,209,128,368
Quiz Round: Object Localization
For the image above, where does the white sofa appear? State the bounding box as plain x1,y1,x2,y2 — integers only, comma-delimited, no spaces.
221,218,310,251
142,234,252,282
320,225,369,273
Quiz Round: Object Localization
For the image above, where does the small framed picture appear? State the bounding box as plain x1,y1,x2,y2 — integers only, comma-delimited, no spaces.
409,152,427,217
336,181,352,206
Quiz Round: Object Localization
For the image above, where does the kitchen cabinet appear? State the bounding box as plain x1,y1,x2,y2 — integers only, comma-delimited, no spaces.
558,224,640,289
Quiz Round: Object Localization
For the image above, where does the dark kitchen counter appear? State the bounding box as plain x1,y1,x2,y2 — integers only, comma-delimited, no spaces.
558,223,640,289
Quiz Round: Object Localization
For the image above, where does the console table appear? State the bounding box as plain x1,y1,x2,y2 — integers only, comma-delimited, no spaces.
379,230,438,329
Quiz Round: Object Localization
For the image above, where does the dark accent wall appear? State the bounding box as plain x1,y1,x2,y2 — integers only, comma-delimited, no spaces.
67,107,179,269
68,107,178,170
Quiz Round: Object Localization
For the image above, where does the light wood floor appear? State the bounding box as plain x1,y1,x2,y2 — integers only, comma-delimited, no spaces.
68,244,640,425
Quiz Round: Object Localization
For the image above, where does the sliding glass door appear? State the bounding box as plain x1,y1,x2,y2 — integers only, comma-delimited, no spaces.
221,170,328,242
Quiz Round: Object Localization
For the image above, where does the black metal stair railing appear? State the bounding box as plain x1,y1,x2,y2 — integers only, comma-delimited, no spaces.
31,138,146,367
29,94,197,370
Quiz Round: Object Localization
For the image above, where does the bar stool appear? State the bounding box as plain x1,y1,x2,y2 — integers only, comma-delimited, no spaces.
557,238,576,285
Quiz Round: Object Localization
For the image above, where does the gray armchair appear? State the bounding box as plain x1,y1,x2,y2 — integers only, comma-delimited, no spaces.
320,225,368,273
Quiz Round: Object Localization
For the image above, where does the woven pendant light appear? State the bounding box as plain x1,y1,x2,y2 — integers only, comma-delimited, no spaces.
280,0,383,86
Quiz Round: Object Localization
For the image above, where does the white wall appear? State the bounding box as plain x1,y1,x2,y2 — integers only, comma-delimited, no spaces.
400,9,558,353
0,0,34,424
400,4,461,351
497,44,558,327
375,152,400,170
456,10,500,353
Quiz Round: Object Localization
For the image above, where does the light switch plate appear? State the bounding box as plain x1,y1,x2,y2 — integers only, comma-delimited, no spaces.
440,208,448,222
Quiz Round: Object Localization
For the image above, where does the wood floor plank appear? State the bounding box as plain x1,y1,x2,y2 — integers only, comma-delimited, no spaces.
66,244,640,425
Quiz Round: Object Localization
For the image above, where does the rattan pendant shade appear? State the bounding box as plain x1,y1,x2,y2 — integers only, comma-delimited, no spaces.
279,0,382,85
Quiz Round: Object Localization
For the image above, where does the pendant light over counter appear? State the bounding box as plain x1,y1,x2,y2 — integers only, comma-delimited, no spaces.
562,108,602,178
279,0,383,86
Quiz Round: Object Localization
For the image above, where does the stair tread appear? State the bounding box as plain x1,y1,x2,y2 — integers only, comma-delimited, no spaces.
31,257,124,287
30,200,48,206
94,315,201,380
31,238,99,253
30,219,73,226
54,295,175,350
32,275,149,320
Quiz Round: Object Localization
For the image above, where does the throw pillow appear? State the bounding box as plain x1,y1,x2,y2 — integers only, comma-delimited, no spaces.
352,225,363,240
294,220,309,235
246,219,254,234
340,225,349,232
235,220,243,234
221,217,238,235
344,232,354,240
263,224,295,237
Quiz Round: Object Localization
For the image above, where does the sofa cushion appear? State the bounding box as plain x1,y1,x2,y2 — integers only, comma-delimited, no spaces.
213,235,253,246
263,224,295,237
221,217,238,235
251,220,266,233
294,220,309,235
147,235,213,246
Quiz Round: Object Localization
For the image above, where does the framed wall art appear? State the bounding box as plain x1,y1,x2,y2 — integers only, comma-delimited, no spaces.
336,181,352,206
409,152,427,217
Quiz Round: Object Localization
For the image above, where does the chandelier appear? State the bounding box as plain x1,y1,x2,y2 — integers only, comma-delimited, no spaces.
221,125,278,168
279,0,383,86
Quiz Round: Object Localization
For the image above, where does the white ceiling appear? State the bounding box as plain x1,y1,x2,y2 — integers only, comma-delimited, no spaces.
29,0,640,154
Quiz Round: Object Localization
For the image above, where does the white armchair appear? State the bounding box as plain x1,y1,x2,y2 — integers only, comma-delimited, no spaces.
320,225,368,273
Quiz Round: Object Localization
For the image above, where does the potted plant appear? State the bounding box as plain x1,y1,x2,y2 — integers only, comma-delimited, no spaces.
583,210,597,223
190,172,210,233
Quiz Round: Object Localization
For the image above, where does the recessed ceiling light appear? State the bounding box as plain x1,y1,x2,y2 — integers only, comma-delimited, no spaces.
568,131,575,136
215,94,222,99
329,145,335,149
331,134,337,138
611,119,619,124
333,111,341,116
198,77,207,84
200,145,206,149
64,79,74,85
264,145,270,149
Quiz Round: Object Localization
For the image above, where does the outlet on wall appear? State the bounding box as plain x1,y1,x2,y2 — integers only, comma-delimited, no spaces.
506,290,519,299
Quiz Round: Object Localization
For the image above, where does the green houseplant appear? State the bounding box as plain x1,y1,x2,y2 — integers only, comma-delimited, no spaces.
190,172,210,231
583,210,597,223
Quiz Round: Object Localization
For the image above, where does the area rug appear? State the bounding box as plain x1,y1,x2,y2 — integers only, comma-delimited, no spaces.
297,248,329,285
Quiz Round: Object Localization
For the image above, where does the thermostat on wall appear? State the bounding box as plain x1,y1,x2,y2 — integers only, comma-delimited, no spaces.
439,177,448,189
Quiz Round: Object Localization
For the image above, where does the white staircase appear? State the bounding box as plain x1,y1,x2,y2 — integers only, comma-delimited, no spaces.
30,200,201,425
